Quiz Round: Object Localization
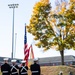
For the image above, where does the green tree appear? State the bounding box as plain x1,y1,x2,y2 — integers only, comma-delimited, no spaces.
27,0,75,65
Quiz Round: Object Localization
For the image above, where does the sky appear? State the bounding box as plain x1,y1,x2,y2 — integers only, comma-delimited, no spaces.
0,0,75,59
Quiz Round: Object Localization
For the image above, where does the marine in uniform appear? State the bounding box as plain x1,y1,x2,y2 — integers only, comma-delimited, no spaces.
30,58,41,75
10,59,19,75
1,58,11,75
19,60,28,75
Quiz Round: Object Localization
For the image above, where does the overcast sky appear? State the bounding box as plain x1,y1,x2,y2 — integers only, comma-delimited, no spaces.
0,0,75,59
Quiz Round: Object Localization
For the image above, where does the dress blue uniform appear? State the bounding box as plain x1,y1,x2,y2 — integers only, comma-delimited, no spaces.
19,60,28,75
10,60,19,75
10,65,19,75
30,58,41,75
1,58,11,75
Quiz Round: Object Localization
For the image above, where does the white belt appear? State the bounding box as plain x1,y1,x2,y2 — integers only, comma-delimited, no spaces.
12,72,18,74
21,66,27,72
3,71,8,73
11,66,17,71
21,72,27,74
32,71,38,73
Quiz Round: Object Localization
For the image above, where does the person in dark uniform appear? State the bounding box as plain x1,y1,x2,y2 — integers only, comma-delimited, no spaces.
1,58,11,75
30,58,41,75
19,60,28,75
10,59,19,75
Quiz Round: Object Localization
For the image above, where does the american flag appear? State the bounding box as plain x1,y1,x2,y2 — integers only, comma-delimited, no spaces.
24,24,30,66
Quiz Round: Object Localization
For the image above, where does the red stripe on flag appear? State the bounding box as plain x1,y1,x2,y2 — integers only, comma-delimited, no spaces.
24,25,30,66
24,44,30,66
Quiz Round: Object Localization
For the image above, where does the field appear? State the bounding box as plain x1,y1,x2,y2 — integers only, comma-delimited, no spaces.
0,66,75,75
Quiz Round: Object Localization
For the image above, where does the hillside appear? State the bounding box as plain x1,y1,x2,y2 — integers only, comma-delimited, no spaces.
41,66,75,75
0,66,75,75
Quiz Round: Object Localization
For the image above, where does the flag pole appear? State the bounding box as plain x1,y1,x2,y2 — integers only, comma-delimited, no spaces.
8,4,19,59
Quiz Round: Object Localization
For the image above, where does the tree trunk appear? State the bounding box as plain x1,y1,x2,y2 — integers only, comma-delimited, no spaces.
60,50,64,65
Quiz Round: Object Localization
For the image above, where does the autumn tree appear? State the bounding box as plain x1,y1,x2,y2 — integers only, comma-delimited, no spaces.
27,0,52,49
52,0,75,65
27,0,75,65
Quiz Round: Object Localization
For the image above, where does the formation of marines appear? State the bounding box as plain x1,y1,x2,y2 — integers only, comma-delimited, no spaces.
1,58,41,75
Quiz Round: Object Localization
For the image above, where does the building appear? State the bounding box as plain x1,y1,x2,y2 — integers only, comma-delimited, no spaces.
0,55,75,66
38,55,75,66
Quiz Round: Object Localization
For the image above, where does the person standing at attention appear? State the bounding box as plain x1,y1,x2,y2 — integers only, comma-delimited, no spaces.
1,58,11,75
30,58,41,75
19,60,28,75
10,59,19,75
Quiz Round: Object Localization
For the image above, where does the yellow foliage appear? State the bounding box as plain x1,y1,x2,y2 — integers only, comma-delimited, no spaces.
37,41,42,45
32,28,36,31
34,2,45,8
70,0,75,2
54,1,67,15
58,11,63,15
33,2,47,15
62,8,66,12
51,19,56,23
69,25,75,34
31,24,35,27
40,0,49,4
44,47,47,51
58,7,66,15
61,2,66,8
33,10,39,14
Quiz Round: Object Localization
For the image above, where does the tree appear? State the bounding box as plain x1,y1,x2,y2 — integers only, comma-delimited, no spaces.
27,0,52,50
50,0,75,65
27,0,75,65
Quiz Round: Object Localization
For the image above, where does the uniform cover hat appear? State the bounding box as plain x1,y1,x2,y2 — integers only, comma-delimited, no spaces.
33,58,38,61
11,59,16,62
3,58,9,61
21,60,26,63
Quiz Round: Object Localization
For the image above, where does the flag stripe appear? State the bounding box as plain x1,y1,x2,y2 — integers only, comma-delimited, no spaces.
24,25,30,66
31,45,34,59
30,45,34,59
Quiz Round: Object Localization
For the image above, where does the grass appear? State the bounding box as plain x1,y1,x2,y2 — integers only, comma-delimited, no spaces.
0,65,75,75
41,65,75,75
